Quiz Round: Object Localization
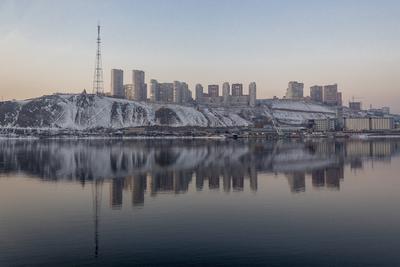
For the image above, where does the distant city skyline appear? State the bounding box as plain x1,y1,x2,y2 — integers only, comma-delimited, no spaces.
0,0,399,112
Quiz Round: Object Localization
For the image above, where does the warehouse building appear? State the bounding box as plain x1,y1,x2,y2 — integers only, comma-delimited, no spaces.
344,117,394,131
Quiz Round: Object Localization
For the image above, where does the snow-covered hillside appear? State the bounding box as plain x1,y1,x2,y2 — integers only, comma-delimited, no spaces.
0,92,338,130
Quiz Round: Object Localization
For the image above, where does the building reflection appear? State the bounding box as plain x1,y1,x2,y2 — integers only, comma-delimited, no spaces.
0,139,400,207
286,172,306,193
311,169,325,188
110,178,124,209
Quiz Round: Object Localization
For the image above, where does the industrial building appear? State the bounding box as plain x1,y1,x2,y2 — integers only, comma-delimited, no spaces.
344,117,394,131
370,117,394,130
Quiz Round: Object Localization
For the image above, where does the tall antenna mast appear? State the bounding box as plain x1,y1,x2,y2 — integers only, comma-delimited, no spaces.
93,23,104,95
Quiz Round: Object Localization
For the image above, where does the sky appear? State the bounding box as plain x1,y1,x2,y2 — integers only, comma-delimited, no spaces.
0,0,399,112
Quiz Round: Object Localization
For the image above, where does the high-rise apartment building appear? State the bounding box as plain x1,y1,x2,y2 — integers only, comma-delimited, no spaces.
222,82,230,104
208,85,219,97
159,83,174,102
249,82,257,107
150,79,174,102
337,92,342,106
132,70,146,101
310,85,323,102
195,84,203,101
285,81,304,99
231,83,243,96
124,84,133,100
111,69,124,98
173,81,192,104
323,84,338,105
173,81,183,103
150,79,159,102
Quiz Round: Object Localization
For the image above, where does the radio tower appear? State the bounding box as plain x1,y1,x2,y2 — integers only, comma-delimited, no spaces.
93,23,104,95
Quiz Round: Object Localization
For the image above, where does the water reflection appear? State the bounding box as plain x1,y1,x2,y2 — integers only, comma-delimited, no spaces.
1,139,400,265
0,139,399,205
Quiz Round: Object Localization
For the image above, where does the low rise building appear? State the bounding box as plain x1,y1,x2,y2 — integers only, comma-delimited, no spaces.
313,118,336,132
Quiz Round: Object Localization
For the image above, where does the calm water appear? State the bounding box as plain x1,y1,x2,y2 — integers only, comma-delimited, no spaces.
1,139,400,267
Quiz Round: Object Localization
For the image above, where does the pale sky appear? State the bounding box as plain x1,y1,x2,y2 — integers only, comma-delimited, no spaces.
0,0,399,112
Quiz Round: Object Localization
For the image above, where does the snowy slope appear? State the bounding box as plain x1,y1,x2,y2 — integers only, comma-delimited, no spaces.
0,93,258,129
0,93,341,130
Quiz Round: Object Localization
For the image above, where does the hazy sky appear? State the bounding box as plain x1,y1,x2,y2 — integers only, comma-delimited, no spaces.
0,0,399,111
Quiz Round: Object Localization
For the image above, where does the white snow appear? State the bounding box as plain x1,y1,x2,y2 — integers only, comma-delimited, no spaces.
0,94,343,130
